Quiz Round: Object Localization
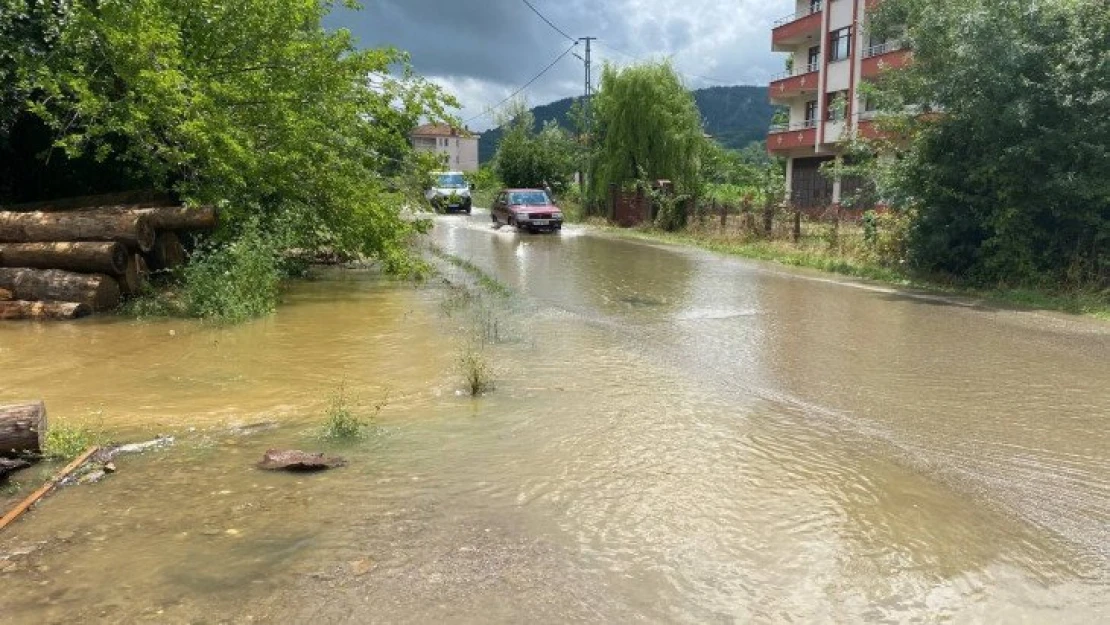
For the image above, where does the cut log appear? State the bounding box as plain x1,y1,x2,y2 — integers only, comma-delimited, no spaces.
0,191,174,212
0,402,47,458
119,253,150,297
131,206,216,231
0,211,155,252
0,242,129,275
146,231,186,272
61,205,216,231
0,300,91,320
0,268,120,311
0,288,10,301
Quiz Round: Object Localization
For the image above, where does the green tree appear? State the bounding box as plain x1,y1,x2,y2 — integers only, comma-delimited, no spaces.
493,100,577,192
591,62,706,229
2,0,454,291
869,0,1110,287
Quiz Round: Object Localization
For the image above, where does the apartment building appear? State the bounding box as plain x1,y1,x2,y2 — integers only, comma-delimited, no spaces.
410,124,480,173
767,0,909,208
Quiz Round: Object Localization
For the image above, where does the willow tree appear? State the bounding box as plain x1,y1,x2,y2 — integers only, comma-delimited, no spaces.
591,62,706,229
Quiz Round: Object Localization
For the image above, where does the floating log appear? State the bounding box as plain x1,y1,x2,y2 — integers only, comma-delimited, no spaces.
119,253,150,297
257,449,347,472
0,242,129,275
0,402,47,458
0,211,155,253
0,288,10,301
146,231,186,272
0,300,91,320
0,268,121,311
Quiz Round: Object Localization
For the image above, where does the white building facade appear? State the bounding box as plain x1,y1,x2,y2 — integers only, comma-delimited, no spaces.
767,0,909,208
411,124,480,173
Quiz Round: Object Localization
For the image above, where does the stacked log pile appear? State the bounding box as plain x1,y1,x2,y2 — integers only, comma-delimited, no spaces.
0,197,216,320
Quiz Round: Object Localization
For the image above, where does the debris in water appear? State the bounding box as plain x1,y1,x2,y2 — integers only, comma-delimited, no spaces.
257,449,347,472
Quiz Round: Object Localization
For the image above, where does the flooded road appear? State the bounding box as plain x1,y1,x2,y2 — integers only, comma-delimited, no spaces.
1,210,1107,623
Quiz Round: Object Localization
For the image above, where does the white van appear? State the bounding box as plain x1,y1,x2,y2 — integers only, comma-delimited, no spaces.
425,171,473,214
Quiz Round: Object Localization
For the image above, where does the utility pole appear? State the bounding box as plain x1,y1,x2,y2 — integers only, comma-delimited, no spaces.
579,36,596,209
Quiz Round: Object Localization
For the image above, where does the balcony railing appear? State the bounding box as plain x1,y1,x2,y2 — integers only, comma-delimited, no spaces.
863,41,904,58
769,119,818,134
773,2,823,28
770,61,821,82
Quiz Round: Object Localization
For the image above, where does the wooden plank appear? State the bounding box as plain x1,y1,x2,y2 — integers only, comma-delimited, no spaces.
0,446,100,533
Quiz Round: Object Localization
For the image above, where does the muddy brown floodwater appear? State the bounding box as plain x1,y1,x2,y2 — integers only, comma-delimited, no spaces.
0,211,1107,623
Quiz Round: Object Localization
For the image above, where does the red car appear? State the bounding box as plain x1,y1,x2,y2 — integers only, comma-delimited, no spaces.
490,188,564,233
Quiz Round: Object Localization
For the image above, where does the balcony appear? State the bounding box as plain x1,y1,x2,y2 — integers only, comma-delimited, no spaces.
861,42,911,79
772,2,824,51
769,62,821,101
767,119,818,152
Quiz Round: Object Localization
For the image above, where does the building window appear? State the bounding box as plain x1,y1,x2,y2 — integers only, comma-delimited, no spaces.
826,91,847,121
804,100,818,125
829,27,852,62
807,46,820,70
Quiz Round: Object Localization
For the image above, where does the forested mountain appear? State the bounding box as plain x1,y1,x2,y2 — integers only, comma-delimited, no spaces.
478,85,775,163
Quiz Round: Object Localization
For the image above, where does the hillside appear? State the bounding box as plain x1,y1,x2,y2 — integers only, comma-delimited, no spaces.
478,85,775,163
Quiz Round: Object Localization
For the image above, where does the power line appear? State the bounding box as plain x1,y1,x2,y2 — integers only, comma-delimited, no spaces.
465,42,579,125
521,0,576,43
595,41,734,85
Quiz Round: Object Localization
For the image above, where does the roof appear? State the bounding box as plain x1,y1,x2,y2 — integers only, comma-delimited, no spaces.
411,123,477,138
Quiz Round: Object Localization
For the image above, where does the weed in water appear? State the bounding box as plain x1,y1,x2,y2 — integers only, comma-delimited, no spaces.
322,384,363,440
43,419,104,460
321,385,388,440
459,346,495,396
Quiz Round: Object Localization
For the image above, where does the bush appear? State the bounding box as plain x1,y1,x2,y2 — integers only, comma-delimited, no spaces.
183,231,281,322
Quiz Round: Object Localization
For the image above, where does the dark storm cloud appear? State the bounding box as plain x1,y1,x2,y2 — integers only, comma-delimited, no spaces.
326,0,790,127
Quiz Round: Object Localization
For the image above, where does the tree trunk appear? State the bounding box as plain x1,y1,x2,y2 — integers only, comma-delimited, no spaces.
0,288,10,301
0,242,129,275
0,402,47,457
0,268,120,311
0,211,155,252
146,231,186,272
0,300,90,320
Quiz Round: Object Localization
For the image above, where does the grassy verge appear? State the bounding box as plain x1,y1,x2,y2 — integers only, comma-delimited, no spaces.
601,226,1110,321
427,245,512,297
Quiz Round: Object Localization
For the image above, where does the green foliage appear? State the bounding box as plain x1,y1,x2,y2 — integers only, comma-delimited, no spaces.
2,0,456,314
44,419,103,461
182,230,281,322
493,100,577,192
321,383,366,440
591,62,707,227
869,0,1110,288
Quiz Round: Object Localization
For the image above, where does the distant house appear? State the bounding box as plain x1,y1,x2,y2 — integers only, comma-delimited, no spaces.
410,124,480,173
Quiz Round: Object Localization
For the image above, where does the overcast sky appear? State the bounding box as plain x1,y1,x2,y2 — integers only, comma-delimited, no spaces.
326,0,793,131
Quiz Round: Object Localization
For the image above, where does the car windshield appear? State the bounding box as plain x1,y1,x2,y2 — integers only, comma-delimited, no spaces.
435,174,467,189
509,191,550,206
